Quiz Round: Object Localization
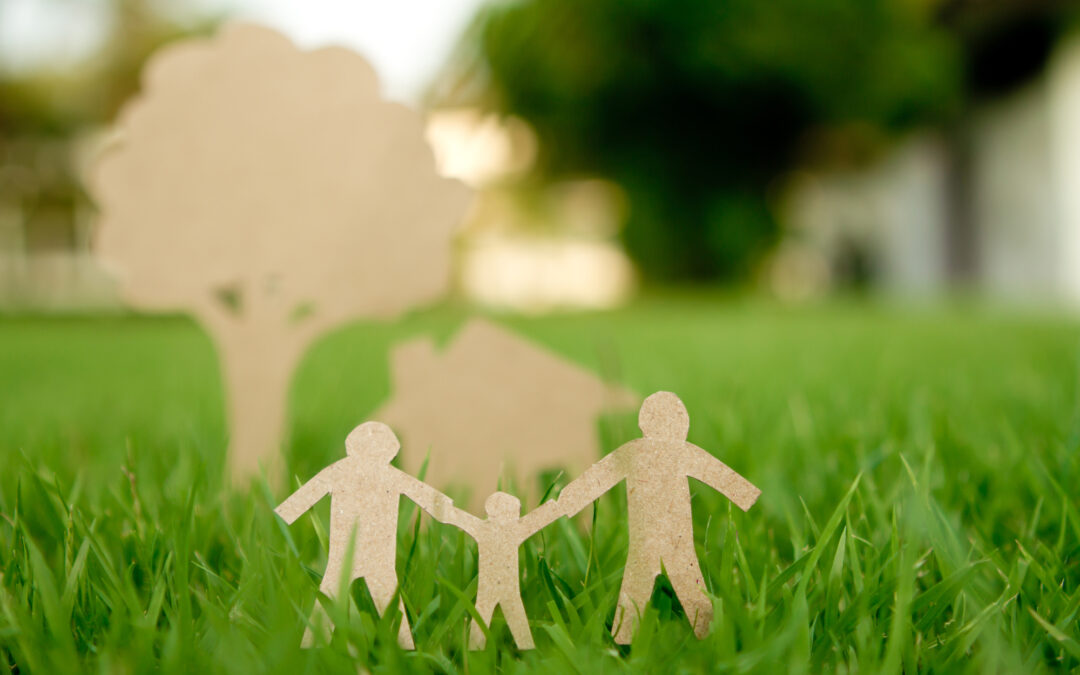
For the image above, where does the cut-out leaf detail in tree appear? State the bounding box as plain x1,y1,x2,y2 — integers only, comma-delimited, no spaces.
91,24,471,480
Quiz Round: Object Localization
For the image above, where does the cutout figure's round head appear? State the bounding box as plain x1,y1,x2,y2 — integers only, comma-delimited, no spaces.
638,391,690,440
345,422,400,462
484,492,521,520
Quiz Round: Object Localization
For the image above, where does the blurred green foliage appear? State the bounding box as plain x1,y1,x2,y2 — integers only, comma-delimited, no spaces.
460,0,1071,281
0,0,213,257
0,0,211,134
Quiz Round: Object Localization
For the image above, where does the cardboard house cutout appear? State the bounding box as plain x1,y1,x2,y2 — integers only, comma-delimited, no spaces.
373,318,638,505
90,24,471,480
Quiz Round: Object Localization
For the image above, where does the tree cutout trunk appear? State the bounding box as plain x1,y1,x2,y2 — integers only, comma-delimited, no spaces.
217,329,307,482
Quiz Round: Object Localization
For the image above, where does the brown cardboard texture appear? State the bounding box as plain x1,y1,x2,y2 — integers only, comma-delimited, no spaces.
275,422,455,650
558,391,761,644
374,318,639,504
91,23,471,481
432,493,563,649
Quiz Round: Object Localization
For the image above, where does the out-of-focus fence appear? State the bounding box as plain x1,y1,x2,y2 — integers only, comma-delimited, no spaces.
0,204,118,311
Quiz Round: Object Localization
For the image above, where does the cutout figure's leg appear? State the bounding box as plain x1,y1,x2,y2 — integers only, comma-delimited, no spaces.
612,561,660,644
501,596,535,650
302,556,344,647
367,573,415,650
667,554,714,639
468,590,498,650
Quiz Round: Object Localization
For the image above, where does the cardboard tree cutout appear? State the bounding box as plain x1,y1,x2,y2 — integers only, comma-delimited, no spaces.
558,391,761,644
91,24,471,480
275,422,455,649
432,492,563,649
375,318,638,504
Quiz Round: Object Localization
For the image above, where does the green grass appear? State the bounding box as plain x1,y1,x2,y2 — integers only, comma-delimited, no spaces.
1,297,1079,673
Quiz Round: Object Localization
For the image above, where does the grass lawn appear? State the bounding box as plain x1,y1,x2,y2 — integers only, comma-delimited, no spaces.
1,297,1078,673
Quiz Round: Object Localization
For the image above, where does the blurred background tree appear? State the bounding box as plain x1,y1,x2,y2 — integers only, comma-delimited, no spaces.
0,0,211,269
445,0,1075,282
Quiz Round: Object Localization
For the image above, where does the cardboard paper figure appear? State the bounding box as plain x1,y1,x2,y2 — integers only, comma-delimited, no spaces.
274,422,454,650
91,24,471,480
558,391,761,644
433,493,562,650
375,318,638,504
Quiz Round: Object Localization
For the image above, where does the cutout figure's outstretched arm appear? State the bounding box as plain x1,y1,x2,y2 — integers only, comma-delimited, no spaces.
432,504,484,538
684,444,761,512
275,465,336,524
518,499,564,539
558,446,630,517
394,470,457,523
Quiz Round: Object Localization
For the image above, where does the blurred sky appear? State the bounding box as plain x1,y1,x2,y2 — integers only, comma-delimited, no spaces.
0,0,487,102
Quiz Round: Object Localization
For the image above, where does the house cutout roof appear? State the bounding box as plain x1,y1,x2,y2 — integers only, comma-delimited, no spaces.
373,318,638,508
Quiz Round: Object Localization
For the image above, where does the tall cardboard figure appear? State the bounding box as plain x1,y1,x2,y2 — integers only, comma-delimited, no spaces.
274,422,453,649
433,493,563,650
558,391,761,644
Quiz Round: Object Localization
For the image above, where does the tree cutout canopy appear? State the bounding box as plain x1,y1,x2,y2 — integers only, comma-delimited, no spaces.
92,24,471,479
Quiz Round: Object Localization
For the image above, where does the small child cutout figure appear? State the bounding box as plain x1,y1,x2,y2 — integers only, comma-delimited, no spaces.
434,492,563,649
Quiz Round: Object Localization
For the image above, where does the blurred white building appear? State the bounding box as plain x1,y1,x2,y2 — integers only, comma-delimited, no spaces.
783,33,1080,307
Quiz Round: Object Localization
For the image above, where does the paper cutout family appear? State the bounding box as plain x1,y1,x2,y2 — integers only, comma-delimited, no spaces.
93,24,759,649
276,392,761,650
